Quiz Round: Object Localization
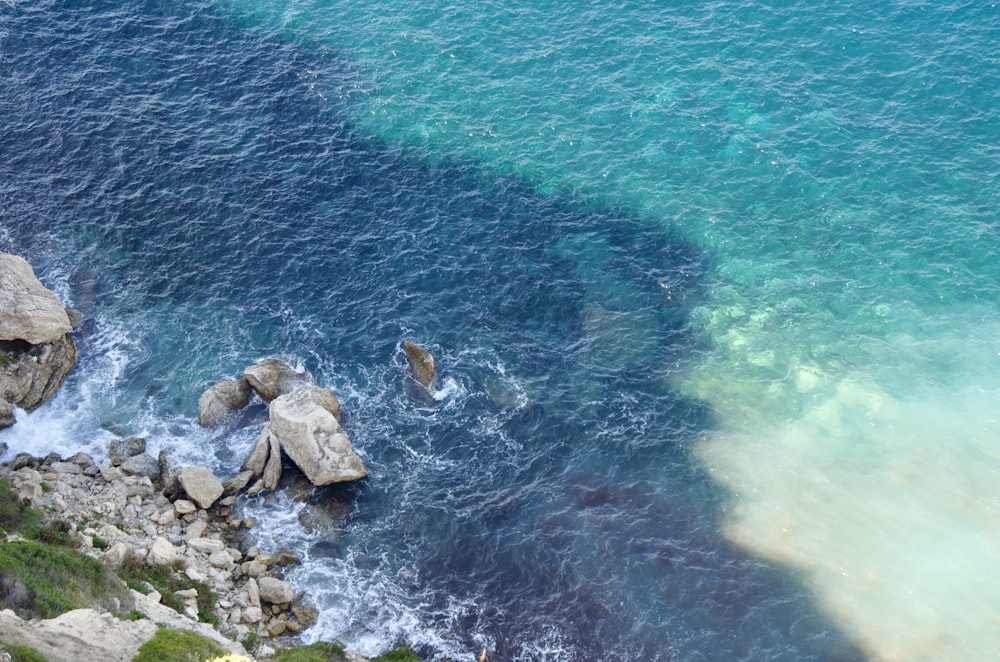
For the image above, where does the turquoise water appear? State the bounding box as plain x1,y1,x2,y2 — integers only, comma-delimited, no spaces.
2,0,998,659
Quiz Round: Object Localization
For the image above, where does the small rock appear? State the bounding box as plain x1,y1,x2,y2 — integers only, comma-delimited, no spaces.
147,536,177,565
104,542,131,567
188,537,225,555
276,550,301,567
178,466,224,509
291,602,319,629
49,461,82,474
246,578,261,608
185,519,208,540
242,606,263,624
99,464,124,482
208,550,235,570
120,453,160,479
65,452,95,468
223,469,255,495
267,620,287,637
174,499,197,515
257,577,294,604
109,437,146,467
404,340,438,390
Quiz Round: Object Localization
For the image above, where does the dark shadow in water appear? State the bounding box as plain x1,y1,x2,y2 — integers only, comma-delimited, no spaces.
0,1,863,660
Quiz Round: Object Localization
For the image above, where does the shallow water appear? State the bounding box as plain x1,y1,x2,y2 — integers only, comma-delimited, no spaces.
2,0,998,659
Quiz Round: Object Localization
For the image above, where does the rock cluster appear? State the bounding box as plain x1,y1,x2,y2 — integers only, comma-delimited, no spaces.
1,447,320,652
0,252,79,429
198,359,368,492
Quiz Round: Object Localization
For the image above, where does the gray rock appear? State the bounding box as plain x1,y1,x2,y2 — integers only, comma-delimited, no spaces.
188,537,225,555
0,399,14,429
403,340,438,390
147,536,176,565
109,437,146,467
222,469,255,495
0,333,77,422
104,542,131,567
49,461,82,474
257,577,294,605
158,448,182,498
242,358,309,403
120,453,160,479
246,578,260,608
177,466,224,509
197,378,252,427
173,499,197,515
0,253,73,345
268,386,367,486
242,426,272,476
65,452,94,468
262,429,283,492
0,607,157,662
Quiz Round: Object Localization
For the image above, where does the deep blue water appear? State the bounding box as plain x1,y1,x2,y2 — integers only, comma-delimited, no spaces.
2,1,999,660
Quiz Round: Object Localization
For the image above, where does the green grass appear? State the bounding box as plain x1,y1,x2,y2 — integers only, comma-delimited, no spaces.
0,638,47,662
268,641,349,662
0,478,43,538
0,478,77,547
132,627,225,662
0,540,132,619
117,558,219,625
369,643,425,662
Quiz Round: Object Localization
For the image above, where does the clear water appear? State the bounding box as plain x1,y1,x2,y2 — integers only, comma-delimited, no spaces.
2,0,998,659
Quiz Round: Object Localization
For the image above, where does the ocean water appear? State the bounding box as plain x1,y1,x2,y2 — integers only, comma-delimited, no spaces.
1,0,998,660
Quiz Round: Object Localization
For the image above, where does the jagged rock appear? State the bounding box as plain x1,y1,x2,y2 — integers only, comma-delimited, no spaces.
246,578,261,608
66,452,94,468
0,334,77,424
261,430,283,492
291,601,319,629
242,359,309,403
158,448,182,498
0,254,78,429
276,550,302,567
177,466,224,509
197,378,252,427
257,577,294,605
120,453,160,479
0,400,14,429
109,437,146,467
267,386,367,486
0,253,73,345
403,340,438,390
222,469,254,495
242,426,272,476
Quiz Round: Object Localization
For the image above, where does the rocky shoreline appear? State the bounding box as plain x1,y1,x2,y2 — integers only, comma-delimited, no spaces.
0,252,445,661
0,443,343,660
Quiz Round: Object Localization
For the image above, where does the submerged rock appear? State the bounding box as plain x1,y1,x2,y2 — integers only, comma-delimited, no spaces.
403,340,438,391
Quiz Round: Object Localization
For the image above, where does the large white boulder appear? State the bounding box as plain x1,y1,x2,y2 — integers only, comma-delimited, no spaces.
0,253,73,345
267,385,367,486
